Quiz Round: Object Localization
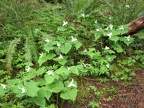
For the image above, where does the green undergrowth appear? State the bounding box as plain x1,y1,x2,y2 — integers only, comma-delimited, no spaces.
0,0,144,107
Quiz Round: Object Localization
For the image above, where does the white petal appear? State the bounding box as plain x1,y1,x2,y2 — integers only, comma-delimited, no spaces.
1,84,6,89
71,36,77,42
47,70,54,76
59,54,63,59
26,66,30,72
45,38,50,43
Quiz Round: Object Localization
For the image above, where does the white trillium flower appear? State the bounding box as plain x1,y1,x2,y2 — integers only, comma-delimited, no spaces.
18,87,26,93
59,54,63,59
45,38,50,43
119,26,124,30
47,70,54,76
105,46,110,50
126,35,130,41
57,43,61,48
95,20,98,23
84,49,87,52
1,84,6,89
105,27,109,30
109,24,113,30
62,21,68,27
96,29,100,32
67,67,71,71
107,32,112,38
39,53,43,58
26,66,30,72
106,63,110,68
81,13,85,18
109,17,112,20
68,79,77,88
71,36,77,42
82,63,90,67
126,5,130,8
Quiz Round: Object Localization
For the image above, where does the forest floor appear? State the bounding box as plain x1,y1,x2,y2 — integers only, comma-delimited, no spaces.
63,69,144,108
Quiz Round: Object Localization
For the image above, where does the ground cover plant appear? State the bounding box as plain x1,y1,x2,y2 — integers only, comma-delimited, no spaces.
0,0,144,107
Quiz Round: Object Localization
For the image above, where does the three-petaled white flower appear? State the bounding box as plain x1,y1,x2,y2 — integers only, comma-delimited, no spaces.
1,84,6,89
84,49,87,52
62,21,68,27
105,46,110,50
68,79,77,88
45,38,50,43
26,66,30,72
119,26,124,30
82,63,90,67
109,24,113,30
57,43,61,48
71,36,77,42
125,35,130,41
106,63,110,68
59,54,63,59
126,5,130,8
67,67,71,71
47,70,54,76
96,29,100,32
81,13,85,18
107,32,112,38
39,53,43,58
109,17,112,20
95,20,98,23
18,87,26,93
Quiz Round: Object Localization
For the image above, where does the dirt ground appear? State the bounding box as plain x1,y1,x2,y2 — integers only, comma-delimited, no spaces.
63,69,144,108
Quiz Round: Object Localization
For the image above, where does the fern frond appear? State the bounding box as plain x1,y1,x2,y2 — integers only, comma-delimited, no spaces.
6,38,20,74
24,28,39,68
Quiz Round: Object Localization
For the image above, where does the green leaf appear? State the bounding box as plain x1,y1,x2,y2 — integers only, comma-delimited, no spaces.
0,87,5,96
38,53,56,66
60,43,72,54
24,81,39,97
74,41,82,50
55,66,70,75
33,97,46,107
60,88,77,101
47,81,65,93
38,87,52,100
44,43,54,53
47,104,55,108
57,27,66,32
112,43,123,53
70,66,79,75
44,75,55,84
109,35,119,42
37,67,46,75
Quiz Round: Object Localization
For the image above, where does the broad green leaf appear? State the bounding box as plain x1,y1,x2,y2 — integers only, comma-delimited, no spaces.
60,43,72,54
44,75,55,84
44,43,54,53
38,87,52,100
55,66,70,75
47,81,65,93
94,34,101,40
70,66,79,75
33,97,46,107
48,104,55,108
60,88,77,101
57,27,66,32
74,41,82,50
112,43,123,53
109,35,119,42
38,53,56,66
0,87,5,96
37,67,46,75
24,81,39,97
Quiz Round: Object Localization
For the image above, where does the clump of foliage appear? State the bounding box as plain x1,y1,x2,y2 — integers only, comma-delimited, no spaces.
0,0,144,107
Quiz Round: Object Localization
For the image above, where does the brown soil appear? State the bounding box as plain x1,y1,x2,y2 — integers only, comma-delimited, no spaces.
62,69,144,108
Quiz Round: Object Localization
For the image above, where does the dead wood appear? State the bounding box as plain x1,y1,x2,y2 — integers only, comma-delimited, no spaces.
126,16,144,35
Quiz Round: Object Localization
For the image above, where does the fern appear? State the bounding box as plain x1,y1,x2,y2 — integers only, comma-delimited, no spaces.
6,38,20,74
24,28,39,68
